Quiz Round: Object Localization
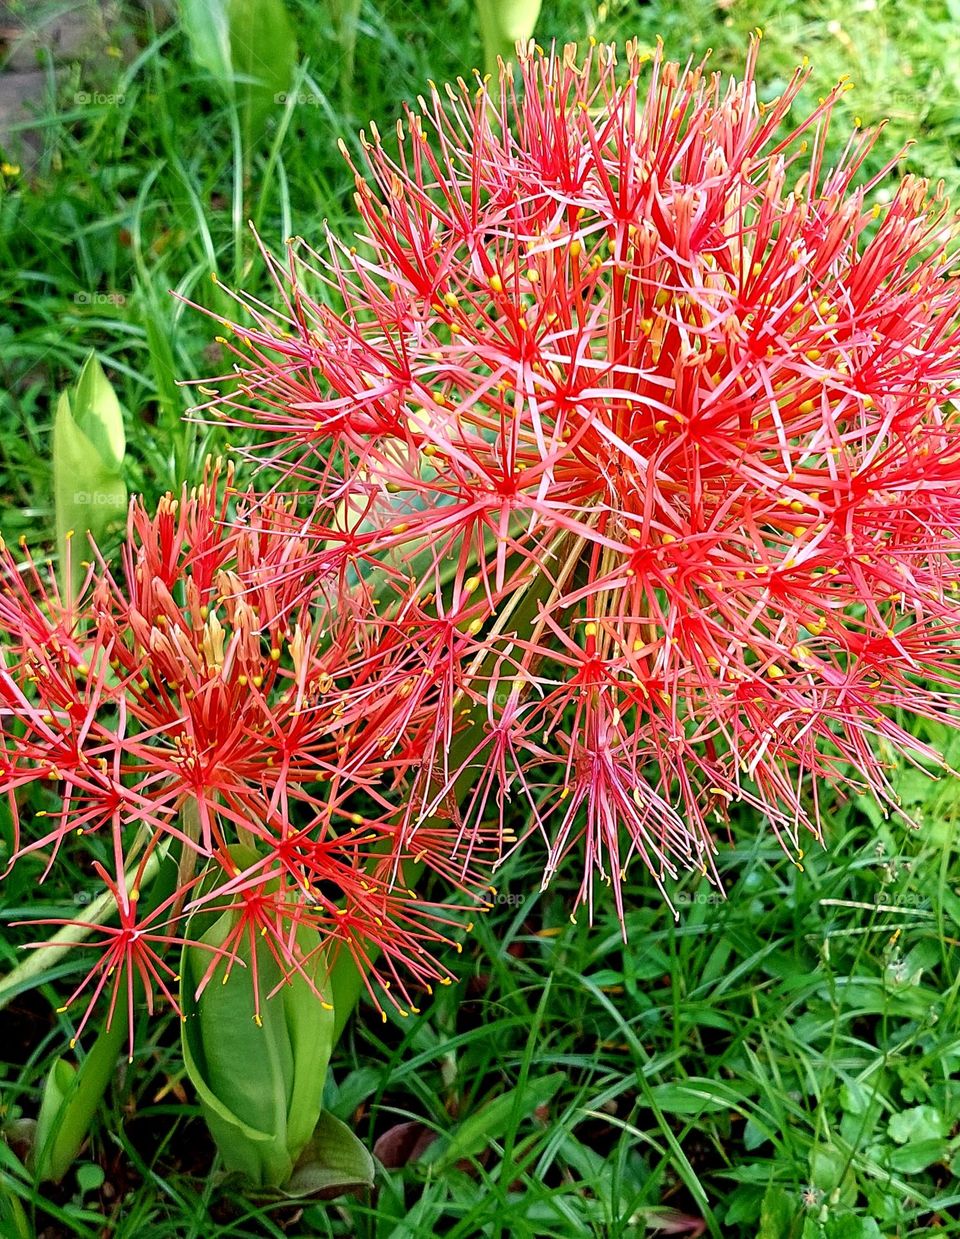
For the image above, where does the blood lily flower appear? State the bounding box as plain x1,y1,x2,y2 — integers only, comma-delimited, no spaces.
200,38,960,923
0,461,484,1041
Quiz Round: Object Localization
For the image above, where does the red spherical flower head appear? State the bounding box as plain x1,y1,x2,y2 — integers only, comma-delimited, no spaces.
202,39,960,926
1,461,486,1043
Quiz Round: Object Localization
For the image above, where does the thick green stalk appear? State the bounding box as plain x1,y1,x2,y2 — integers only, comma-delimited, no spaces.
328,561,558,1039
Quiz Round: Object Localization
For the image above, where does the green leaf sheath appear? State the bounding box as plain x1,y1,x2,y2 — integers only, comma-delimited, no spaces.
476,0,542,76
52,353,126,601
30,1015,127,1183
180,903,334,1188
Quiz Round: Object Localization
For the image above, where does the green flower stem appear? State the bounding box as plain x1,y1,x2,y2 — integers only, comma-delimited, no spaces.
174,798,202,917
329,564,558,1040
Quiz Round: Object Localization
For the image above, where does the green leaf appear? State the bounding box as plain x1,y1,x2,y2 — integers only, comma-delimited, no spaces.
137,282,189,476
809,1145,857,1208
839,1081,870,1116
182,909,294,1187
647,1080,740,1116
30,1015,125,1184
228,0,297,153
72,353,125,473
757,1184,795,1239
52,366,126,601
723,1183,764,1227
888,1104,946,1145
327,1066,382,1120
75,1162,105,1195
824,1217,883,1239
327,0,362,100
426,1073,564,1171
743,1117,767,1151
282,933,336,1158
180,903,334,1188
0,1186,31,1239
281,1111,375,1198
31,1059,76,1180
887,1138,949,1173
179,0,234,84
178,0,296,156
476,0,542,75
328,946,369,1045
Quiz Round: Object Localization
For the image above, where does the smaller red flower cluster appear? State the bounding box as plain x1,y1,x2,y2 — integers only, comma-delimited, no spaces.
1,462,484,1049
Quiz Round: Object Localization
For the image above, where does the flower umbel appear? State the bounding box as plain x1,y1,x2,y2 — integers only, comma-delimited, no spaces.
203,38,960,923
1,461,486,1041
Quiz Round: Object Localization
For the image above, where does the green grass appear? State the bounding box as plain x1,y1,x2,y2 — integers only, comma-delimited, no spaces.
3,0,960,1235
